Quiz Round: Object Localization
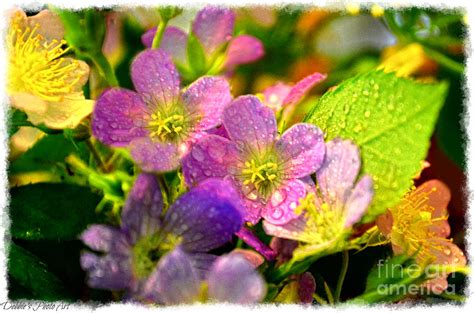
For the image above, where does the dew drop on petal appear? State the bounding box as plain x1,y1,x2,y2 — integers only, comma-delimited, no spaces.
192,147,205,162
246,190,259,200
270,190,286,207
271,208,283,219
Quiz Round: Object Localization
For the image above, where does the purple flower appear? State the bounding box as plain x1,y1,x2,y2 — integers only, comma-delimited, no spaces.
263,139,374,261
262,72,327,112
80,174,242,299
92,49,232,173
142,248,266,304
142,6,264,75
182,95,326,225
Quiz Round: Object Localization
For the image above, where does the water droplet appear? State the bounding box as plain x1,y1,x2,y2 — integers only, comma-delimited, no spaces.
364,111,371,118
191,147,205,162
246,190,258,200
271,190,286,207
444,248,452,256
271,208,283,219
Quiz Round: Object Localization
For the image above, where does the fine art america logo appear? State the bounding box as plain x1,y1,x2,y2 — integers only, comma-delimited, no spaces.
376,259,459,296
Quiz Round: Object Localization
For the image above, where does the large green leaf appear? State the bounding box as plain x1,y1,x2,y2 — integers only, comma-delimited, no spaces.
9,134,88,174
8,243,72,300
305,70,448,222
9,183,102,240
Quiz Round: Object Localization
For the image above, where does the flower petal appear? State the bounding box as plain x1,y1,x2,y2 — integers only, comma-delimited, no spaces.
12,92,94,130
282,72,326,107
261,179,307,225
298,272,317,303
37,98,94,129
182,76,232,131
239,193,266,225
208,254,266,304
344,175,374,227
163,179,243,252
121,173,163,243
223,95,277,153
316,138,361,206
423,239,466,294
10,92,47,115
92,88,148,146
192,6,235,55
80,252,132,291
270,237,298,264
188,253,218,280
142,248,200,304
141,26,188,66
262,83,292,111
131,49,180,106
28,10,64,41
419,180,451,238
81,225,130,254
263,215,308,242
276,123,325,179
230,249,264,268
182,134,239,186
224,35,264,70
130,137,181,173
375,211,393,237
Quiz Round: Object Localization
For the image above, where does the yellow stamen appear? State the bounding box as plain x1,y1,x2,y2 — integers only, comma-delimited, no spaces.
148,112,186,142
8,13,86,102
389,186,450,265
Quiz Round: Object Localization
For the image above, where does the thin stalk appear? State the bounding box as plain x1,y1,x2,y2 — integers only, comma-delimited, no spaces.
423,46,464,75
335,250,349,303
151,19,168,49
85,138,106,172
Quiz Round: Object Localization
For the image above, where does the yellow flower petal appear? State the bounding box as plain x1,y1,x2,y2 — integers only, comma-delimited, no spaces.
379,43,427,77
27,9,65,41
10,92,48,115
10,126,44,159
29,98,95,129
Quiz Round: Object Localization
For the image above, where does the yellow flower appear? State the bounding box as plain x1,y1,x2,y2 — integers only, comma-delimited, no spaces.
378,43,434,78
376,180,466,294
7,8,94,129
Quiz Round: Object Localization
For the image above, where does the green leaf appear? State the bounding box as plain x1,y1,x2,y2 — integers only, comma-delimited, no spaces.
8,109,31,138
8,243,72,300
187,32,208,76
54,9,106,55
305,70,448,222
9,133,90,182
348,254,424,304
9,183,102,240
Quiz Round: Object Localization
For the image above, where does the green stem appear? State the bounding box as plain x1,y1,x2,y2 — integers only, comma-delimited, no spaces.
151,19,168,49
422,46,464,75
335,250,349,303
85,138,106,172
89,52,118,87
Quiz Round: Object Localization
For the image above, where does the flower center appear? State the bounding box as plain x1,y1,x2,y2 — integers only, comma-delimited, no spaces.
241,156,281,198
390,186,450,265
148,112,186,142
132,233,181,279
7,13,85,101
294,193,344,244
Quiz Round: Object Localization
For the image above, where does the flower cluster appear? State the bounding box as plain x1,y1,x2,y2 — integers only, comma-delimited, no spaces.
7,5,467,307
